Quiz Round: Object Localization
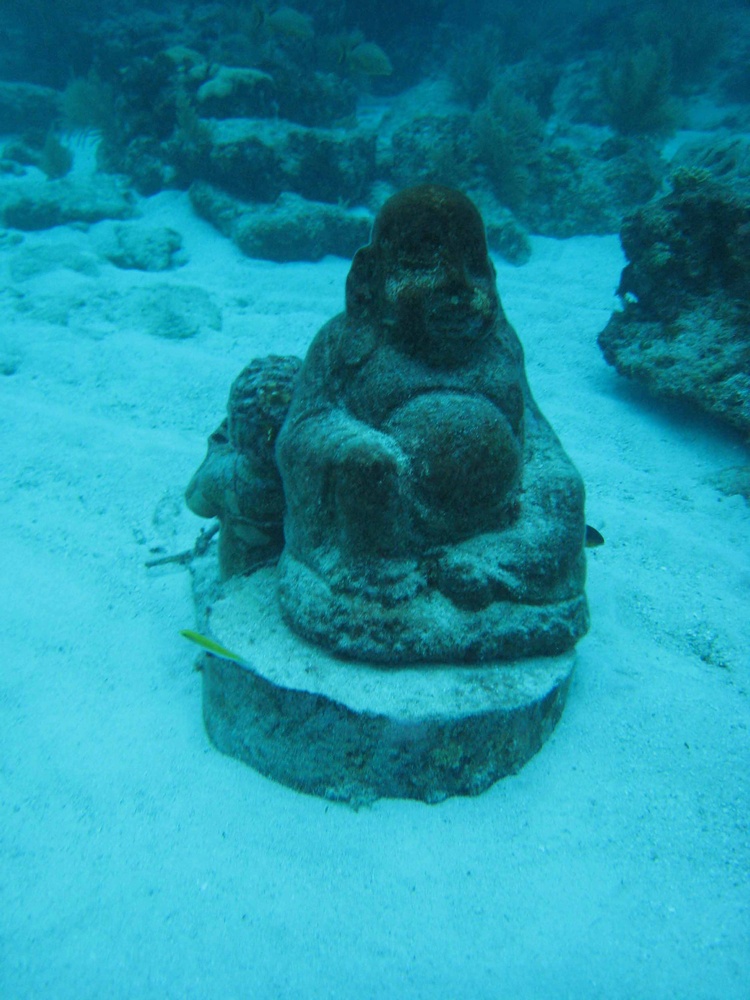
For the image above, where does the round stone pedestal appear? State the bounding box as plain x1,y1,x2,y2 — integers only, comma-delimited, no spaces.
193,565,575,805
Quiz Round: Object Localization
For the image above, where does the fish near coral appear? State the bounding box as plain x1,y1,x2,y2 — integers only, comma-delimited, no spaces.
585,525,604,547
340,39,393,76
254,4,314,40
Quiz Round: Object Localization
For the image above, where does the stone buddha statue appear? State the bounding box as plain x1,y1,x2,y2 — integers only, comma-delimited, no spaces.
187,185,589,665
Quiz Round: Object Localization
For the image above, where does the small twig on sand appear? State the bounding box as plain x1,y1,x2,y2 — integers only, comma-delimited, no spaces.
145,521,220,568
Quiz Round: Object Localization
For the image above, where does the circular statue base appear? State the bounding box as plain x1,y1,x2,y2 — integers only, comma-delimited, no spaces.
192,563,575,806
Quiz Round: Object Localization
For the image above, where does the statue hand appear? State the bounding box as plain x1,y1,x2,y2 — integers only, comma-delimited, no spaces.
337,433,404,500
334,432,407,555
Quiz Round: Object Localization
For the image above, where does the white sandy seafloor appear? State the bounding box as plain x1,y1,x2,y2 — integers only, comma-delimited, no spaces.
0,173,748,999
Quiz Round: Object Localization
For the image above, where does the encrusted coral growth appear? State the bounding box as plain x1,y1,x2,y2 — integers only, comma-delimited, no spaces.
617,168,750,320
598,170,750,433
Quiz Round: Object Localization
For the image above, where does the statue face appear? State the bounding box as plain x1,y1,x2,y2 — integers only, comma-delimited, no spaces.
381,239,499,345
349,186,500,353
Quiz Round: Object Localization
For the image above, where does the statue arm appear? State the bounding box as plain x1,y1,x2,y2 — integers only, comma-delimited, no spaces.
276,326,408,557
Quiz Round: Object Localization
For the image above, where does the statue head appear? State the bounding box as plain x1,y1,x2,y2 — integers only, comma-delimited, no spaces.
346,185,500,357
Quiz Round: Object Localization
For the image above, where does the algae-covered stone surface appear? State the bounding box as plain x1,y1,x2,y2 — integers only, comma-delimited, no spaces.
275,185,589,661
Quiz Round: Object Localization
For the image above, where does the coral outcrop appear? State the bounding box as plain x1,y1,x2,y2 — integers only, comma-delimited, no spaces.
598,168,750,433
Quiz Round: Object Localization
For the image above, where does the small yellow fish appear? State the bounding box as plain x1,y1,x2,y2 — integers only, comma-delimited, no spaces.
180,628,247,664
254,5,314,40
340,39,393,76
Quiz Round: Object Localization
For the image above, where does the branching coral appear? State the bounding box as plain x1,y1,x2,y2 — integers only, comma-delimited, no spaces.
59,72,117,142
631,0,726,89
600,43,678,137
470,82,545,210
446,27,510,110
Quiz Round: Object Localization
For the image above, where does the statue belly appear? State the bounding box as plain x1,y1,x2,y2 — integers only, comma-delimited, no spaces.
385,390,522,540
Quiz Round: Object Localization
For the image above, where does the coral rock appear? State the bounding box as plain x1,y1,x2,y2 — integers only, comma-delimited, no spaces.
598,169,750,433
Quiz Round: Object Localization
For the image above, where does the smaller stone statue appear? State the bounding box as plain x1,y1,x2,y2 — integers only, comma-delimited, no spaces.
185,355,300,579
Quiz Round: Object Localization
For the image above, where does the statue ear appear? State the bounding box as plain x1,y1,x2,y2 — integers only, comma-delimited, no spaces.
345,245,380,320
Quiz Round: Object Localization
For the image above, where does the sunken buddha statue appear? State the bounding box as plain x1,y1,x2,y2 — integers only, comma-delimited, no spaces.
187,185,590,665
